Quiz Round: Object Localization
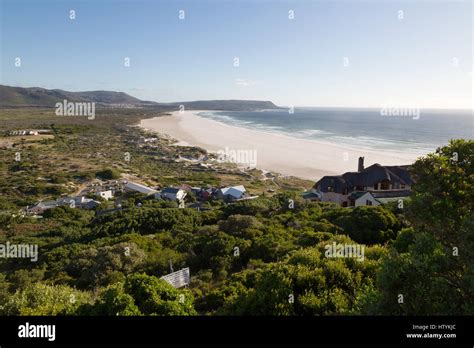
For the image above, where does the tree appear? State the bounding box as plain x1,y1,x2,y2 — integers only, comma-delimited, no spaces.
95,168,120,180
372,140,474,314
218,214,263,239
8,268,45,292
218,236,384,315
92,207,201,237
68,242,146,289
124,273,196,315
0,274,11,306
1,283,91,315
82,283,141,316
328,206,399,244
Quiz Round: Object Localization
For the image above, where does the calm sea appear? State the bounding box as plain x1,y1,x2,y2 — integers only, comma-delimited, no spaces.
197,108,473,156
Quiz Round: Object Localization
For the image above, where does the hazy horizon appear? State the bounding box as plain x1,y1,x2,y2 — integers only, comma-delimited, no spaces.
2,83,473,112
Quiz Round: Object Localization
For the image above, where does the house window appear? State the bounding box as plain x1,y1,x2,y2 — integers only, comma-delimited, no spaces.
401,184,405,189
380,180,390,190
366,200,373,206
342,201,348,207
327,186,333,192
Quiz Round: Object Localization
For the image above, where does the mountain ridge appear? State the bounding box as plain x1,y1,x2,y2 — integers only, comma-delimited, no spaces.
0,85,280,111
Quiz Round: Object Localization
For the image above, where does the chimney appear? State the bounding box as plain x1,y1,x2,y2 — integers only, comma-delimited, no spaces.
358,157,364,172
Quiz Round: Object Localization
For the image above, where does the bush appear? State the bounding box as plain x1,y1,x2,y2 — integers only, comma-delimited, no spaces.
1,283,91,315
96,168,120,180
124,273,197,315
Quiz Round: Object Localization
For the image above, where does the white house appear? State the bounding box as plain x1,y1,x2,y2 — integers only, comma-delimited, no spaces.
157,187,187,202
58,196,101,209
349,190,411,207
124,181,158,195
97,190,113,200
349,192,380,207
218,185,246,201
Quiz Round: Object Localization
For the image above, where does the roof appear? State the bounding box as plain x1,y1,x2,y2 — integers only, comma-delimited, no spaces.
125,182,157,194
58,196,84,204
316,175,348,193
384,165,414,185
32,196,99,210
316,163,413,193
302,191,321,200
36,201,59,209
84,200,101,208
161,187,181,194
220,185,246,198
58,196,98,206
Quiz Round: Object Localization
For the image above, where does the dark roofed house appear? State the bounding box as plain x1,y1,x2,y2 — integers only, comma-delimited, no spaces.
314,157,414,207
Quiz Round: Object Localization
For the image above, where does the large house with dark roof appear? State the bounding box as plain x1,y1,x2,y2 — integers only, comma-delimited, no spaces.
313,157,414,207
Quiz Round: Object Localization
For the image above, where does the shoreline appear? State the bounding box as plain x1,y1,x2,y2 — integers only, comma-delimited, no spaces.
139,111,421,181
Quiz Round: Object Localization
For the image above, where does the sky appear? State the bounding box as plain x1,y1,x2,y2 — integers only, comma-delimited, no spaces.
0,0,472,109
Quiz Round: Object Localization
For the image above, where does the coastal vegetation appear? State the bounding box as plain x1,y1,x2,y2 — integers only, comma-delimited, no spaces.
0,107,472,316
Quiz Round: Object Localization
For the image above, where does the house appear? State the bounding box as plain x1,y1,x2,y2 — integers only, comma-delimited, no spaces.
97,190,113,200
185,186,202,195
157,187,187,202
26,200,60,214
198,188,214,200
124,181,158,195
58,196,101,209
348,190,412,207
8,130,39,136
314,157,414,207
348,191,379,207
217,185,247,201
26,196,100,214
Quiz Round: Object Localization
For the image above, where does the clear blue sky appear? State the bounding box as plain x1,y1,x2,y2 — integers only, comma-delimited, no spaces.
0,0,472,108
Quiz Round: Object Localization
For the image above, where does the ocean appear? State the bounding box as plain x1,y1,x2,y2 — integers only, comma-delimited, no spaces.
197,108,473,156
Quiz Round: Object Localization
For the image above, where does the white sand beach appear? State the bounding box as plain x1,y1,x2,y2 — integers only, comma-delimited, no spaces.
140,111,421,181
